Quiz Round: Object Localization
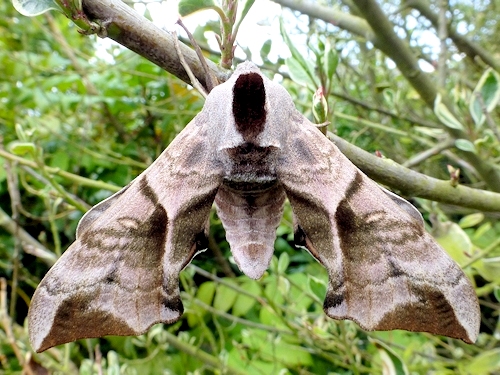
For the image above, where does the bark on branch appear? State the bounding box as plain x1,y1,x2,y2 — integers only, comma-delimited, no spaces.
406,0,500,72
329,133,500,212
82,0,231,91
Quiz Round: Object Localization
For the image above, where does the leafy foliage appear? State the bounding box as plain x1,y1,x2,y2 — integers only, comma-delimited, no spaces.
1,0,499,374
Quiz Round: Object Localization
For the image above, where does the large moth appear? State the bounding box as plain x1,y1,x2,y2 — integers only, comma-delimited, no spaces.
28,61,480,352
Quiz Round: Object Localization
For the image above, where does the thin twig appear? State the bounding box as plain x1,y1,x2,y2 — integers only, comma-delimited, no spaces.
0,278,25,366
403,138,455,168
0,206,57,266
176,18,219,91
0,149,120,193
172,30,208,98
437,0,448,89
2,142,21,319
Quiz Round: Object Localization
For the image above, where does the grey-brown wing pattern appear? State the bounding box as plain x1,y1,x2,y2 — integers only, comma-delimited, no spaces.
276,115,480,343
28,117,223,352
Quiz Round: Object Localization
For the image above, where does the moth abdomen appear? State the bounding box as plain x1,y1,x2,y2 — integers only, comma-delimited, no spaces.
214,183,286,279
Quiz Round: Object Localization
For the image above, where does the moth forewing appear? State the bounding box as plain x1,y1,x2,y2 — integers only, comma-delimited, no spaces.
28,112,224,352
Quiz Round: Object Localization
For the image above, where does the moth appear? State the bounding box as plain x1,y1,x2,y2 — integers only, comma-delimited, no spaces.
28,61,480,352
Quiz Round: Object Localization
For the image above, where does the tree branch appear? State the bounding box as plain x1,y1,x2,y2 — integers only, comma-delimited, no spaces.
406,0,500,72
82,0,231,91
272,0,372,38
329,132,500,212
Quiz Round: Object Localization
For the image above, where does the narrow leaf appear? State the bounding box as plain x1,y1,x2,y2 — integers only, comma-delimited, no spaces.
470,68,500,127
260,39,272,62
459,213,484,229
238,0,256,25
232,280,260,317
435,222,472,266
286,57,316,89
277,252,290,274
455,139,477,153
8,141,36,155
280,19,318,89
371,339,409,375
474,257,500,283
434,94,465,130
323,42,338,80
464,348,500,375
478,68,500,112
213,280,238,312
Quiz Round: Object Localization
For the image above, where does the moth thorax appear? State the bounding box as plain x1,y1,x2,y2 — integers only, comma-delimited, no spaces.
224,143,278,192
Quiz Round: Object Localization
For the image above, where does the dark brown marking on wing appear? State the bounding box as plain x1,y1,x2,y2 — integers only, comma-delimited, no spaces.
69,177,169,295
335,171,425,268
162,296,184,316
232,73,266,141
324,291,345,309
139,175,161,205
291,135,319,166
375,285,469,342
40,294,135,352
286,190,333,259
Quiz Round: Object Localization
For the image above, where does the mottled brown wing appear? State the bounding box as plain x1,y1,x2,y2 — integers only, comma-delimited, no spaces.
28,116,223,352
276,116,480,343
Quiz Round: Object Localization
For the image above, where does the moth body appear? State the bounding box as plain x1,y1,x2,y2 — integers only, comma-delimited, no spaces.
214,72,287,279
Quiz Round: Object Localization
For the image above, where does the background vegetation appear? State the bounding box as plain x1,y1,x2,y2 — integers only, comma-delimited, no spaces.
1,0,499,373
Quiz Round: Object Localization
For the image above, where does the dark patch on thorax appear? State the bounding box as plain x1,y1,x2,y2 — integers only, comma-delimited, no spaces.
232,72,267,141
224,143,278,191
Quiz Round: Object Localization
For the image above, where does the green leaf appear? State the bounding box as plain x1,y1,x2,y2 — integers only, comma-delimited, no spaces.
238,0,256,26
12,0,62,16
197,281,216,306
323,42,338,80
435,222,472,266
371,339,409,375
494,286,500,302
474,257,500,282
213,279,238,313
308,276,327,301
8,141,36,155
50,149,70,171
286,57,316,89
434,94,464,130
280,19,318,89
464,348,500,375
470,68,500,127
178,0,216,16
277,252,290,274
455,139,477,153
232,279,260,317
459,213,484,228
260,39,272,62
0,158,6,184
187,281,216,327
